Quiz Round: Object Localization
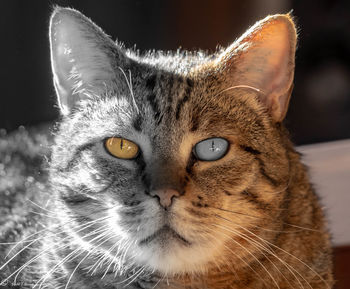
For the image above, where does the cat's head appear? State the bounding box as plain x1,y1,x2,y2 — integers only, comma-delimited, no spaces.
49,7,296,276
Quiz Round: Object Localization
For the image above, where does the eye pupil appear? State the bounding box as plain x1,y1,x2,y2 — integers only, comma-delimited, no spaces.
210,140,215,152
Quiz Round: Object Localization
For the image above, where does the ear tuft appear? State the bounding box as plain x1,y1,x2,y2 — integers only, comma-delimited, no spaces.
216,14,297,122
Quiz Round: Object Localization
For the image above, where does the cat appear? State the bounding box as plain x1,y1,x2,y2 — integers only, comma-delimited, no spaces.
0,6,334,289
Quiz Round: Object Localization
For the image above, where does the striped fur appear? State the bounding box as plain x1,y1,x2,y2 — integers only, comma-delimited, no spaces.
0,7,333,289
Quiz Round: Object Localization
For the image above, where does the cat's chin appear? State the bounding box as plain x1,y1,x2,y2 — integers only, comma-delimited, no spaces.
131,234,214,275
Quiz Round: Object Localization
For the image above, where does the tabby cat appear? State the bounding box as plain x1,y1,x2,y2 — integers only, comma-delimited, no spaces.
0,7,333,289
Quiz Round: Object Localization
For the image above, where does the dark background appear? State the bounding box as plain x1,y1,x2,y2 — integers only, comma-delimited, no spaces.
1,0,349,145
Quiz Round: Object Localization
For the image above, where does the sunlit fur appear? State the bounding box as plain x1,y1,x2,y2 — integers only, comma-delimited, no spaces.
0,7,333,289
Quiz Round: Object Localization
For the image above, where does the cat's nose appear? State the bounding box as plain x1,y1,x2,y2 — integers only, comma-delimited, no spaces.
150,189,180,209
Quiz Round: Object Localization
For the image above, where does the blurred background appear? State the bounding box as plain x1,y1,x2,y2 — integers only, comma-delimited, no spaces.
0,1,349,288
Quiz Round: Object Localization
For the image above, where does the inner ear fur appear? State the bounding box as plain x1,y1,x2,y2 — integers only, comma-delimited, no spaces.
49,7,126,114
216,14,297,122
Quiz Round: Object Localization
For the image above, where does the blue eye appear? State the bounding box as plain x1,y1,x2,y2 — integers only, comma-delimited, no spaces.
193,138,229,161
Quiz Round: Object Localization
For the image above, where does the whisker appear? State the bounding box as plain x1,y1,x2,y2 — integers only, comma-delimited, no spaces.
34,226,112,288
214,214,328,289
26,198,56,215
237,222,330,288
2,212,112,260
35,247,83,289
63,232,115,289
98,237,126,279
19,227,110,286
209,205,321,232
29,210,59,219
87,235,122,276
2,220,112,284
116,266,145,286
118,66,140,114
2,215,110,268
211,223,281,289
214,221,307,289
205,227,267,287
113,238,134,275
213,85,265,99
151,273,165,289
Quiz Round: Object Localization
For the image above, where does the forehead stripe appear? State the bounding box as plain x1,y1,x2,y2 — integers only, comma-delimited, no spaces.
175,80,193,120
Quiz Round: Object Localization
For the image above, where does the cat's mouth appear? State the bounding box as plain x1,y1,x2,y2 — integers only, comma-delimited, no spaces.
139,225,191,246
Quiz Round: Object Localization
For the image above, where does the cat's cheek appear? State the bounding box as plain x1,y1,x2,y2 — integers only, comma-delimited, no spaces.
56,151,116,195
104,198,158,237
190,161,259,203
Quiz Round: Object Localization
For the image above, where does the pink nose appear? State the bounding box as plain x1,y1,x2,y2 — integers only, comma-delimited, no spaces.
150,189,180,209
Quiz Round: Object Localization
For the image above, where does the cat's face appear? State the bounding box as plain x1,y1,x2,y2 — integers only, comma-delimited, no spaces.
49,8,296,275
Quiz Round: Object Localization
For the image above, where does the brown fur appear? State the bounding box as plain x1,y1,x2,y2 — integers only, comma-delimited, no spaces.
148,16,333,288
157,85,334,289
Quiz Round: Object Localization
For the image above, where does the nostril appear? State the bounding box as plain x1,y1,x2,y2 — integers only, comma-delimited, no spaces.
150,189,180,209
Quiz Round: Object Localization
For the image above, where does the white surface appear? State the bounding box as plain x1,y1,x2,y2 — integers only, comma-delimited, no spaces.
298,139,350,246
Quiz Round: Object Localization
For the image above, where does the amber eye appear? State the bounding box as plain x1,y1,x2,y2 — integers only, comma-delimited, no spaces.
104,137,139,159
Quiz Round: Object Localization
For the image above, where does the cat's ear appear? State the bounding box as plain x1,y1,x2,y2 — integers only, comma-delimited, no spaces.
216,14,297,122
49,7,125,114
